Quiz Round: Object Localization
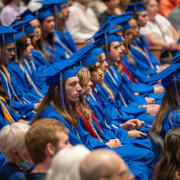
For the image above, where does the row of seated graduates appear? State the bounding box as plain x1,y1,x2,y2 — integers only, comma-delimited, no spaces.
0,1,169,180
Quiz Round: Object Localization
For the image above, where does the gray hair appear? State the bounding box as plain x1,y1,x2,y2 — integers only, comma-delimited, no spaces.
0,122,30,162
46,144,90,180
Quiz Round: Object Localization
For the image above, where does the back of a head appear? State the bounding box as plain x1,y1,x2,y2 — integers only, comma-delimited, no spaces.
25,118,67,165
80,150,126,180
46,144,90,180
153,127,180,180
0,122,30,162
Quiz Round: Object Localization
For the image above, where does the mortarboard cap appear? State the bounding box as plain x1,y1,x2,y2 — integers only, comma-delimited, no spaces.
35,6,53,21
151,63,180,108
24,23,35,34
123,2,147,13
171,52,180,64
0,26,17,44
151,63,180,88
91,47,104,57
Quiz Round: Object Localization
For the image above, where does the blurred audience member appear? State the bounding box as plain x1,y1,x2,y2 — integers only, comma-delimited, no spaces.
0,122,31,180
24,118,71,180
66,0,99,40
168,6,180,36
140,0,180,63
98,0,120,24
1,0,27,26
46,145,90,180
153,127,180,180
159,0,180,17
80,150,135,180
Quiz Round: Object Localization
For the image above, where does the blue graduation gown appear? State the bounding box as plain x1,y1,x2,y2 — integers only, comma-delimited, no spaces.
54,29,77,54
95,85,153,132
0,65,35,119
133,34,159,67
130,44,157,76
43,38,67,61
122,55,155,85
39,104,154,179
161,107,180,139
7,62,43,103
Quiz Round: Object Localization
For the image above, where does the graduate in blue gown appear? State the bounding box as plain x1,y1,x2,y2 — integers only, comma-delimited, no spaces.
0,26,40,120
93,31,161,121
36,4,69,60
152,63,180,139
33,52,155,179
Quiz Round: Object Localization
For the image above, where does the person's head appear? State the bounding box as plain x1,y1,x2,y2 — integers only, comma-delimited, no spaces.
30,19,42,42
152,80,180,135
80,150,134,180
41,16,55,36
123,28,134,44
61,3,70,21
2,0,21,6
6,43,15,62
88,61,103,87
102,0,120,10
146,0,159,18
128,18,139,39
136,11,149,27
153,127,180,180
108,40,125,63
25,118,71,166
65,76,82,103
95,51,108,73
47,145,90,180
75,0,90,7
0,122,31,170
0,45,5,63
16,34,34,60
78,67,93,96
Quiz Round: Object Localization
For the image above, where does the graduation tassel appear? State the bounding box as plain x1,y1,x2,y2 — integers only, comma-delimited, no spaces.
60,72,65,108
104,32,109,62
173,74,180,109
54,5,58,30
2,34,8,65
13,33,18,63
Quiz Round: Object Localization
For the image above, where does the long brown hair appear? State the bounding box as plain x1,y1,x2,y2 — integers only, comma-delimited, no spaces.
99,45,115,100
40,20,55,50
33,38,53,62
152,82,180,135
33,81,79,130
153,127,180,180
123,33,136,65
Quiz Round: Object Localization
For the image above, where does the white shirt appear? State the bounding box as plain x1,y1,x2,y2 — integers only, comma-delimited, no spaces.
140,14,174,43
65,2,99,40
0,2,27,26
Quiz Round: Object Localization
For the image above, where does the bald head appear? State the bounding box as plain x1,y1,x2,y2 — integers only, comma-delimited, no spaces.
80,150,134,180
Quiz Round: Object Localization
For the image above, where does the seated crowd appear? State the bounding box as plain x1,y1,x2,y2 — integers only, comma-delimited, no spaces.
0,0,180,180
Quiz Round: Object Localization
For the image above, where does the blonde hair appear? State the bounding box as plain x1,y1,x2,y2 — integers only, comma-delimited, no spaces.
77,67,92,121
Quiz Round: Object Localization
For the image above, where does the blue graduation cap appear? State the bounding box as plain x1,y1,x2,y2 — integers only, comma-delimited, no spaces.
24,23,35,34
171,52,180,64
122,2,147,13
98,13,132,33
0,26,17,64
35,6,53,21
91,47,104,57
39,59,82,108
151,63,180,108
